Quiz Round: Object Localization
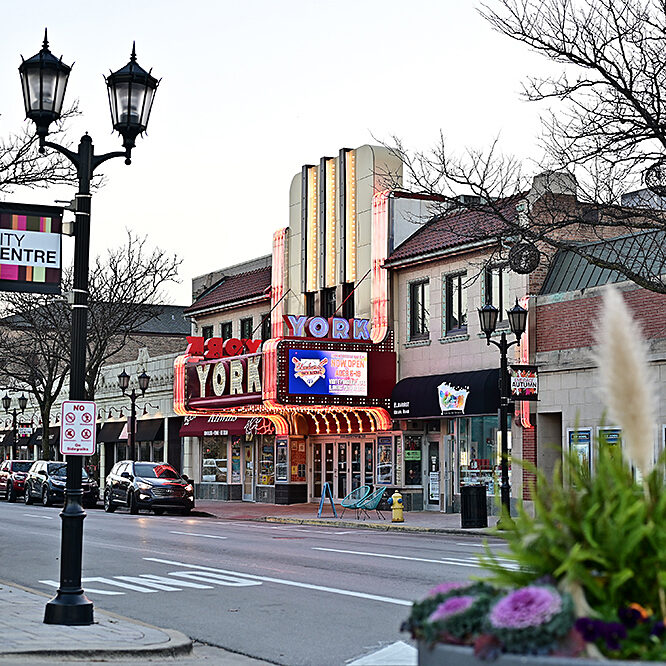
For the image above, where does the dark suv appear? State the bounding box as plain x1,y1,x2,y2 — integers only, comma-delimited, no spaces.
0,460,33,502
104,461,194,515
24,460,99,508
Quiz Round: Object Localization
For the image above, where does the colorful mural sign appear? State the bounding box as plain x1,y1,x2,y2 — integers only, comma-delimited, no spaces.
437,382,469,413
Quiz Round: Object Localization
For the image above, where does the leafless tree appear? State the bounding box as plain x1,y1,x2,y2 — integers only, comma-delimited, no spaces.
0,104,85,194
83,230,182,400
0,231,181,458
0,293,70,460
384,0,666,293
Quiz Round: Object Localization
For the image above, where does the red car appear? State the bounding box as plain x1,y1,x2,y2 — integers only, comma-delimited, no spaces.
0,460,33,502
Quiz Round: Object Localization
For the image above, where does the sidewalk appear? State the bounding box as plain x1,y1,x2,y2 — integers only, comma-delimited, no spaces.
194,500,502,537
0,580,266,664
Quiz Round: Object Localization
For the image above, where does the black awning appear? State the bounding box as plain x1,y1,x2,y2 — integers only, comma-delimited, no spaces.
0,431,12,446
391,368,501,419
98,421,125,443
136,419,164,442
28,427,60,448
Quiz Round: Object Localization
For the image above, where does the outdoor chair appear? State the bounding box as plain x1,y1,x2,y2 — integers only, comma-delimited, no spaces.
339,485,371,519
358,487,387,521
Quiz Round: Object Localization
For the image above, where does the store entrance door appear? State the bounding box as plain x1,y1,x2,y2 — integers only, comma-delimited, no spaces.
425,440,440,511
242,442,254,501
311,441,373,501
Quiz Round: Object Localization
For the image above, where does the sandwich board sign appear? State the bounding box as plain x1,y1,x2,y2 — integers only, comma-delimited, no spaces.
60,400,97,455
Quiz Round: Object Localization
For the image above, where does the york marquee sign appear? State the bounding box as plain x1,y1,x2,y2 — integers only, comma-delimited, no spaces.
0,202,63,294
182,336,264,411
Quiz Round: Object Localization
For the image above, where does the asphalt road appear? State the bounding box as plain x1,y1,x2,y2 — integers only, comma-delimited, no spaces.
0,501,506,665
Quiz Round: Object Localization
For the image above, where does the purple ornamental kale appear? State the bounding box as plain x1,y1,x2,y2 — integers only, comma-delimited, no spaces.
427,581,470,597
489,586,563,629
429,596,476,622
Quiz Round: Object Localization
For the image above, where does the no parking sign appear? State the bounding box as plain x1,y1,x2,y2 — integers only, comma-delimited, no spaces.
60,400,97,455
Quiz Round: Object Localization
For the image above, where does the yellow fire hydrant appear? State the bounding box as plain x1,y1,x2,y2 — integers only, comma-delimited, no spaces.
388,490,404,523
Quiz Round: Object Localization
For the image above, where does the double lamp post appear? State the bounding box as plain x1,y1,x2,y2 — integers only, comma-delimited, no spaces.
117,369,150,461
19,30,159,626
478,300,528,525
2,392,28,459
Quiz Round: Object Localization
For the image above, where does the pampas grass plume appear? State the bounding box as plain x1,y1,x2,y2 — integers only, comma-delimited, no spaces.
595,287,656,477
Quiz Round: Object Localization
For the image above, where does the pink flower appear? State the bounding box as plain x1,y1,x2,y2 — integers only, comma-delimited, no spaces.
429,595,476,622
427,581,470,597
489,586,562,629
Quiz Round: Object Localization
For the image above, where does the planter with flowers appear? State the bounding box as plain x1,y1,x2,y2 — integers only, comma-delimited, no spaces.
403,288,666,663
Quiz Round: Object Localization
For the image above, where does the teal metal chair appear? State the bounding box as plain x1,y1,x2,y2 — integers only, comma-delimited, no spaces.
358,487,387,520
339,485,371,519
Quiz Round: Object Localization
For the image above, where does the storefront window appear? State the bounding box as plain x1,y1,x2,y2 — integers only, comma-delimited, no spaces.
404,435,422,485
459,415,510,493
202,436,228,483
258,436,275,485
364,443,374,486
153,442,164,462
231,437,241,483
276,439,288,481
138,442,150,461
376,437,392,485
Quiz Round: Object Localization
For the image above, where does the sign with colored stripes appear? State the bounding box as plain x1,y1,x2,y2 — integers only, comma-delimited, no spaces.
0,202,63,294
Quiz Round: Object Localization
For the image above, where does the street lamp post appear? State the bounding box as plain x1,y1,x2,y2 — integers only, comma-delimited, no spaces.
478,300,528,526
2,393,28,459
117,370,150,460
19,30,159,626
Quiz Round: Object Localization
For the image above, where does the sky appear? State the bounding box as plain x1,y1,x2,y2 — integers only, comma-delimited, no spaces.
0,1,552,305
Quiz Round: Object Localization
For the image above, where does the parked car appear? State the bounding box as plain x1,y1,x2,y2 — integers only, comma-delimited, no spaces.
104,461,194,515
0,460,33,502
24,460,99,508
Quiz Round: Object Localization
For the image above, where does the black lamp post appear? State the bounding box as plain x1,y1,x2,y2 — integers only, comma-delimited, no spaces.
2,393,28,459
19,30,159,627
118,370,150,461
478,300,528,525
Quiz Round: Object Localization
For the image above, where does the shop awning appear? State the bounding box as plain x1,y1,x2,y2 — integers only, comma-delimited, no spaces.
27,427,60,448
97,421,125,443
179,416,275,438
135,419,164,442
391,368,501,419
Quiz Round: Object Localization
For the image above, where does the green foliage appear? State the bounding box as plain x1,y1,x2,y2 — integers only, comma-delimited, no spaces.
480,443,666,621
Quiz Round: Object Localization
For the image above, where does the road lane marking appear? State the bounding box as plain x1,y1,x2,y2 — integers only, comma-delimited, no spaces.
168,571,261,587
313,547,472,566
39,580,123,596
138,574,213,589
170,531,228,540
210,521,349,535
114,576,183,591
24,513,54,520
144,557,412,606
312,547,517,570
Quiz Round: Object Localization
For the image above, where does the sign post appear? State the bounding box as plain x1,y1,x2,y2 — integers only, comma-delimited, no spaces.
60,401,97,456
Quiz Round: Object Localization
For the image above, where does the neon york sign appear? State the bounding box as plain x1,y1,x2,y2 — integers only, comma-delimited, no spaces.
185,336,262,360
283,315,371,341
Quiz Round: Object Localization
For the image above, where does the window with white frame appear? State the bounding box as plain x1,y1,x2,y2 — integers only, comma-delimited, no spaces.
485,264,511,320
445,272,467,333
409,280,430,340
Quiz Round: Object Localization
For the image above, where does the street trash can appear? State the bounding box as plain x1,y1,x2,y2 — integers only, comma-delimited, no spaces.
460,484,487,528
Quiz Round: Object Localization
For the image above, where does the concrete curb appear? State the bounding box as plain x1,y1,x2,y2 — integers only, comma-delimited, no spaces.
0,579,193,661
259,515,498,537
